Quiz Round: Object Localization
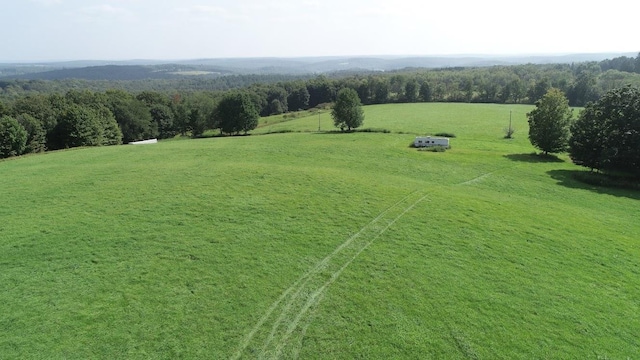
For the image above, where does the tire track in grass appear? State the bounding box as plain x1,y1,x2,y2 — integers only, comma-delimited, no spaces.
273,193,428,358
458,171,493,186
231,192,414,360
232,191,428,359
457,164,517,186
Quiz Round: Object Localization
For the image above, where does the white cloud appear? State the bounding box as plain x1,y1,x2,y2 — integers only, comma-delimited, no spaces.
189,5,228,15
75,4,136,22
175,4,249,22
3,0,639,61
29,0,63,5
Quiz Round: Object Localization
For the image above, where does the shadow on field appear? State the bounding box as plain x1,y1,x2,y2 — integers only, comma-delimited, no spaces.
192,133,249,139
312,128,393,135
547,169,640,200
504,153,564,163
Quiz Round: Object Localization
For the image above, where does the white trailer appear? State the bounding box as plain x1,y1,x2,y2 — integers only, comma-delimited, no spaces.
414,136,449,148
129,138,158,145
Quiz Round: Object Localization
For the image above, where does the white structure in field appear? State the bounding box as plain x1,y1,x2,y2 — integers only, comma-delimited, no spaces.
129,138,158,145
414,136,449,148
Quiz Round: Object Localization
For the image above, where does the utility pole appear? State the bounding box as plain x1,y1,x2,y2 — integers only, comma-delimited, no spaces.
509,110,512,133
318,112,321,132
505,109,514,139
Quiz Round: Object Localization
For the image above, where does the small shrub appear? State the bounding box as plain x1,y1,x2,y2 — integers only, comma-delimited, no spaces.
503,126,515,139
435,132,456,138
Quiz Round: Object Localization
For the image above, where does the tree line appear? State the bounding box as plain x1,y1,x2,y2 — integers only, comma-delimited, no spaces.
2,55,640,162
0,88,261,158
2,55,640,107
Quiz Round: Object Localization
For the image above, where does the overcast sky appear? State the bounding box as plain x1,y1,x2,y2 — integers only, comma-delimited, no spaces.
1,0,638,62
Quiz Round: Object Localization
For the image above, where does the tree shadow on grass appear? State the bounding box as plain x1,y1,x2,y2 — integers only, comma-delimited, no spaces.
504,153,565,163
193,133,250,139
312,128,392,135
547,169,640,200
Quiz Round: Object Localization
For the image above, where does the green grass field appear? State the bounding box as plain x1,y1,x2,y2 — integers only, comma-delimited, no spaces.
1,103,639,359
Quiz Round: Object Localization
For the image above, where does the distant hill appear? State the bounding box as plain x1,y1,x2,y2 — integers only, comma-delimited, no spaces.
0,64,230,81
0,53,635,81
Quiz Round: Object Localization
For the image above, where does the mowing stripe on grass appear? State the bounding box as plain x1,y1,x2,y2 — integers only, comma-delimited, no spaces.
232,191,428,359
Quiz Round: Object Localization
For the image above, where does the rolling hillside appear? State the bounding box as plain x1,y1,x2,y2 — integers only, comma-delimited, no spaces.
1,103,638,358
1,52,634,80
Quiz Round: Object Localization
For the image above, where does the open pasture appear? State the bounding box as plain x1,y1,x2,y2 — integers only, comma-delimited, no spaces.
1,103,638,359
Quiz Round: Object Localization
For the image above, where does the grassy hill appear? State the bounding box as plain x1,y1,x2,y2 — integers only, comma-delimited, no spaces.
1,103,638,359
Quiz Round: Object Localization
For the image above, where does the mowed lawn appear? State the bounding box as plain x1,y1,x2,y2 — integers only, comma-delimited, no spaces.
1,103,638,359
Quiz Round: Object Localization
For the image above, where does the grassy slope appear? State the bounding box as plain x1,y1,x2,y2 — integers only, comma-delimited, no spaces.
1,103,638,359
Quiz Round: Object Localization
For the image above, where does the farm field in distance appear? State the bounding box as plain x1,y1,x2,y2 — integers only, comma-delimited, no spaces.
1,103,639,359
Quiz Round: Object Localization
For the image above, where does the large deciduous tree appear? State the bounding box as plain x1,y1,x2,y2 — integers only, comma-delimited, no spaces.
149,104,176,139
404,79,419,103
570,86,640,175
136,91,177,138
332,88,364,132
266,87,288,115
11,94,60,148
214,92,259,135
567,71,600,107
286,82,310,111
419,82,432,102
528,78,551,103
49,104,103,149
105,90,156,143
307,76,336,108
569,104,607,172
526,88,573,155
0,115,27,158
64,90,122,146
373,78,390,104
180,92,217,137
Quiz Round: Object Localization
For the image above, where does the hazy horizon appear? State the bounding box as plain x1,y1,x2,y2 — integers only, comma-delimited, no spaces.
2,0,639,62
4,51,639,66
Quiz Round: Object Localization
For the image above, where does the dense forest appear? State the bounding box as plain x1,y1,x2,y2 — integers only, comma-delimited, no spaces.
2,54,640,106
1,54,640,161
